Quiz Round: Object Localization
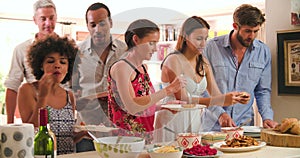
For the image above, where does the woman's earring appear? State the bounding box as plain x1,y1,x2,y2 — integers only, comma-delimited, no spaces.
41,68,43,71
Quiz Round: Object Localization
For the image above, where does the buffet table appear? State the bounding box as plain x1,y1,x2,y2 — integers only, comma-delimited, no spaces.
57,145,300,158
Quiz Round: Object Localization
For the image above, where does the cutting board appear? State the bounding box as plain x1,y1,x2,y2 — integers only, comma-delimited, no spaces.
260,129,300,147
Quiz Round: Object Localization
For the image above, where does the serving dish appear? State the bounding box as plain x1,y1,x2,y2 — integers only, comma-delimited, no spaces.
147,145,183,158
78,92,108,100
221,127,244,140
182,150,223,158
177,133,202,149
213,141,266,152
74,125,118,132
93,136,145,158
161,104,206,111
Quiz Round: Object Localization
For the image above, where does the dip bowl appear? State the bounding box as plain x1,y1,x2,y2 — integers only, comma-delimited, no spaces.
93,136,145,158
221,127,244,141
177,133,202,149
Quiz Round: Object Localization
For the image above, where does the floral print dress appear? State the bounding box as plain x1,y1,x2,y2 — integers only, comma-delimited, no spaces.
108,59,156,144
32,83,75,155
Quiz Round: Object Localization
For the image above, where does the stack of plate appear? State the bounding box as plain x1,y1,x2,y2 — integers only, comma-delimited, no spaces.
201,131,227,145
242,126,262,138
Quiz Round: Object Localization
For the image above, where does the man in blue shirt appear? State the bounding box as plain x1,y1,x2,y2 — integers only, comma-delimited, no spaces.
203,4,278,129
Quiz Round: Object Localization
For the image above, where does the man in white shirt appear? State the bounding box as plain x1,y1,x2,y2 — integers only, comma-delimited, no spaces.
72,2,127,152
4,0,58,123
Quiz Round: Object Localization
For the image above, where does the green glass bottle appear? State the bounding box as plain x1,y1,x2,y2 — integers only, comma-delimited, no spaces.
1,102,5,114
47,106,57,157
34,108,54,158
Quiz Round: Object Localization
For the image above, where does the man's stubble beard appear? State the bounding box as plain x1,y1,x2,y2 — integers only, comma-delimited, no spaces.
236,30,253,47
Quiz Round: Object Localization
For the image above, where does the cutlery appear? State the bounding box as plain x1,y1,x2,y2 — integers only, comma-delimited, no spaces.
115,136,122,145
239,118,252,128
164,126,177,134
87,131,99,143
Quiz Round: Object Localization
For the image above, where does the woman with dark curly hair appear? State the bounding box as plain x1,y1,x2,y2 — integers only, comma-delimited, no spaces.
17,35,80,155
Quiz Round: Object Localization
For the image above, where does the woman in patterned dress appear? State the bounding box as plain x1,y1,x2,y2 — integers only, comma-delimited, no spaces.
18,35,83,155
107,19,186,144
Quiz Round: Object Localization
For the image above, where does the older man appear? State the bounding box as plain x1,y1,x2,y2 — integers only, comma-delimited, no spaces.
4,0,58,124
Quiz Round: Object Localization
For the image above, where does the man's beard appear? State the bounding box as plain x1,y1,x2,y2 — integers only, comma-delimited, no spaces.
237,31,253,47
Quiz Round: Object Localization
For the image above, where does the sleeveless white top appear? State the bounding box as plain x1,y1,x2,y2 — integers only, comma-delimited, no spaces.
186,76,207,97
154,71,207,143
161,74,207,103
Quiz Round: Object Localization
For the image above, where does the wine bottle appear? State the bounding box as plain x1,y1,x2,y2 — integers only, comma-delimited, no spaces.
47,107,57,157
47,126,57,157
1,102,5,114
34,108,54,158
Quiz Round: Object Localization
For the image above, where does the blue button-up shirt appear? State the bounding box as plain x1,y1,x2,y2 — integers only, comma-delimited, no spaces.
203,31,274,129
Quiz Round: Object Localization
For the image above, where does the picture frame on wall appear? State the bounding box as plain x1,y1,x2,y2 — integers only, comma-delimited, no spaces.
277,30,300,95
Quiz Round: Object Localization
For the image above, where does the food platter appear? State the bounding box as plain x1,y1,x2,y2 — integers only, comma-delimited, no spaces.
161,104,206,111
74,125,119,132
182,150,223,158
213,141,266,152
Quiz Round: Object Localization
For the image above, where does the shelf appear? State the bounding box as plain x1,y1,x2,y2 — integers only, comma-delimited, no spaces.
156,41,177,61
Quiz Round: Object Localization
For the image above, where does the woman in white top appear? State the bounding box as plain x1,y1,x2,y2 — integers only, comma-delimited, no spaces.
154,16,250,142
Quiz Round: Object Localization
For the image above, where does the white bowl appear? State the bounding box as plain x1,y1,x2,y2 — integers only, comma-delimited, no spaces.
148,146,183,158
221,127,244,140
93,136,145,158
177,133,202,149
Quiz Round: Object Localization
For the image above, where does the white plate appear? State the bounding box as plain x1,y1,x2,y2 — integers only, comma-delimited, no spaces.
213,141,266,152
242,126,262,133
74,125,119,132
78,91,108,100
243,133,261,138
182,150,223,158
161,104,206,111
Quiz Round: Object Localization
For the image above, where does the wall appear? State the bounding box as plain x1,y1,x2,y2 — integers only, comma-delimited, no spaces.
265,0,300,122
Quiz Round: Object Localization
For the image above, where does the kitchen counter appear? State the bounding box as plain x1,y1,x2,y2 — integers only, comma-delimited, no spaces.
57,145,300,158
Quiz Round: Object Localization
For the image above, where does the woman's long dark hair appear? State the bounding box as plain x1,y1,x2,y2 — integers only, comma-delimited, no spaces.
174,16,210,77
124,19,159,50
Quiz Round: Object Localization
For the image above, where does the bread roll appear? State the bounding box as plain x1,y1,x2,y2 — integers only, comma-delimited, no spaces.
290,121,300,135
274,124,281,131
282,118,297,123
239,92,249,98
280,118,298,133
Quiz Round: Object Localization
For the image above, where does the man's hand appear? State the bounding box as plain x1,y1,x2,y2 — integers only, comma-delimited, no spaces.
263,119,278,128
218,112,236,127
237,92,251,104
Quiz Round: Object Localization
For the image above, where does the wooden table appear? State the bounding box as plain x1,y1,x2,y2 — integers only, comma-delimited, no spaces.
58,145,300,158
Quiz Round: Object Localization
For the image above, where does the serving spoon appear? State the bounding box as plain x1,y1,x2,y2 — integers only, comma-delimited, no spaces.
87,131,100,143
238,118,252,128
164,126,177,134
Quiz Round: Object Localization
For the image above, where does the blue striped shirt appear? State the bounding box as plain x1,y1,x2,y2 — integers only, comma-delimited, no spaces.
203,31,274,130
